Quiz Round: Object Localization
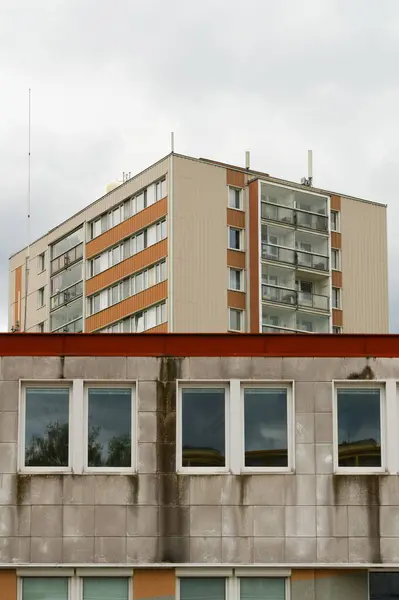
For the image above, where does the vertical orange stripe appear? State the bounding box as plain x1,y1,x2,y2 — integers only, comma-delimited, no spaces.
0,570,17,600
249,180,259,332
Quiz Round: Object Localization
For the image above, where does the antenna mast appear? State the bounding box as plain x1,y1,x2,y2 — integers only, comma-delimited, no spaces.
23,89,31,331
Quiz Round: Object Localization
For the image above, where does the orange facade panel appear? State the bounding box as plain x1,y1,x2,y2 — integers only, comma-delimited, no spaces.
226,169,245,188
86,197,167,259
86,280,167,332
227,208,245,228
228,290,246,310
332,270,343,288
333,308,343,327
0,570,17,600
134,569,175,600
249,180,259,332
331,231,342,249
14,265,22,327
330,195,341,210
227,249,246,269
147,322,168,333
86,239,167,296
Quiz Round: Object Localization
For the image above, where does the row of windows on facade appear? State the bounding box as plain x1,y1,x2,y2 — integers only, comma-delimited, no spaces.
90,178,167,239
98,300,166,333
89,260,167,316
90,219,167,278
18,381,383,473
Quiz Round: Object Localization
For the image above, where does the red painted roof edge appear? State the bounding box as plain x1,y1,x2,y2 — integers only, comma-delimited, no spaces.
0,333,398,357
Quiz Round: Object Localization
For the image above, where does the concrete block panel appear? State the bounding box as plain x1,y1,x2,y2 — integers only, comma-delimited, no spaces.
0,474,16,505
64,357,127,379
221,477,242,506
0,381,19,411
220,357,252,379
222,537,253,563
63,506,95,537
251,357,283,379
285,475,316,506
285,506,316,537
95,537,127,563
139,412,157,443
158,474,190,506
32,357,62,379
126,537,158,563
2,357,33,380
314,382,333,413
190,476,224,506
294,382,315,414
254,538,284,563
380,507,399,537
333,476,379,506
127,506,159,537
95,506,127,537
316,475,334,506
94,475,134,505
381,538,399,562
315,413,333,443
222,506,254,537
380,476,399,505
0,537,30,563
0,443,17,473
159,506,189,537
190,506,222,537
138,443,157,474
245,475,285,506
295,413,315,444
348,507,371,537
282,358,345,382
63,475,95,505
316,506,348,538
31,537,62,563
126,357,159,380
253,506,285,537
187,357,223,379
285,537,316,562
137,475,158,506
0,505,30,537
190,537,222,563
296,444,315,475
317,537,349,563
315,444,333,474
137,381,158,412
29,475,63,505
349,537,381,563
0,412,17,443
31,506,62,537
63,537,95,563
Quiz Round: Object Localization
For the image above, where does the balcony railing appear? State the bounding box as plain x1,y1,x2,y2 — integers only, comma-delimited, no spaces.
261,243,329,272
262,284,330,311
261,201,328,232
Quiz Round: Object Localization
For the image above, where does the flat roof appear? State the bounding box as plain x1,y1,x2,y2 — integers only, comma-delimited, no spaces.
1,333,399,357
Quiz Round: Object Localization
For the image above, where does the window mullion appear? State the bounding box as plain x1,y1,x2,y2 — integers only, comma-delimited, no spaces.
72,379,84,474
385,379,396,474
229,380,241,475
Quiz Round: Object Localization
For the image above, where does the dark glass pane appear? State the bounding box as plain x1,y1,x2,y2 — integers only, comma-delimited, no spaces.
88,388,132,467
83,577,129,600
337,388,381,467
244,388,288,467
25,388,69,467
23,577,68,600
180,578,225,600
182,388,225,467
240,577,285,600
370,572,399,599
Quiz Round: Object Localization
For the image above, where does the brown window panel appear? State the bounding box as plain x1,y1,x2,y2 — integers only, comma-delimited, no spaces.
330,195,341,210
333,308,343,327
228,290,246,310
332,270,342,288
86,280,167,332
227,249,246,269
86,239,167,296
86,197,167,259
227,169,245,187
249,180,259,332
331,231,342,249
227,208,245,228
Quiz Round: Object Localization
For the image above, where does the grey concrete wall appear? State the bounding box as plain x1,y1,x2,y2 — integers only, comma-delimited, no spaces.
0,354,399,566
291,570,368,600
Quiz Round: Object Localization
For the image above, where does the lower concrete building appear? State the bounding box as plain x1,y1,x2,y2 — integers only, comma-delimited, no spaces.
1,333,399,599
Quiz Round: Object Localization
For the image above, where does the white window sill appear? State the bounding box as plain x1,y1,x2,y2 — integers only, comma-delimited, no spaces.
334,467,386,475
177,467,230,475
241,467,294,474
228,328,244,333
83,468,136,475
228,206,244,212
228,287,245,293
18,467,72,475
228,247,245,252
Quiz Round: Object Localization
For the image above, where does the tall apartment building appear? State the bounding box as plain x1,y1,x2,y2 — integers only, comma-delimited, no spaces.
8,153,389,334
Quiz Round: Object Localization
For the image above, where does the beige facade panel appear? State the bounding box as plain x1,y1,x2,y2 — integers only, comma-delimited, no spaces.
86,197,167,259
173,156,228,332
86,280,167,332
86,239,167,296
341,197,388,333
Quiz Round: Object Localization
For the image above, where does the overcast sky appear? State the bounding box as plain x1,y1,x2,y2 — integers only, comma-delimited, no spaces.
1,0,398,332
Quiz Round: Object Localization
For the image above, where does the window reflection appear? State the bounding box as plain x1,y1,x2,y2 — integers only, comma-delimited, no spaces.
369,572,399,599
87,388,132,467
337,388,381,467
244,388,288,467
180,578,225,600
182,388,225,467
25,388,69,467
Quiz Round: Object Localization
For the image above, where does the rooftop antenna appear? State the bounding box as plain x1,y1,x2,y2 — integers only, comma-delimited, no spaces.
245,150,250,170
171,131,175,153
23,89,31,332
301,149,313,187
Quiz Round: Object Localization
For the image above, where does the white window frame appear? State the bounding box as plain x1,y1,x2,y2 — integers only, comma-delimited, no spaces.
83,382,137,474
331,248,341,270
177,381,230,474
229,308,244,332
332,287,341,309
228,226,244,251
330,209,340,232
37,253,46,273
37,287,45,309
241,382,294,474
18,381,73,474
333,381,386,474
228,268,244,292
228,186,243,210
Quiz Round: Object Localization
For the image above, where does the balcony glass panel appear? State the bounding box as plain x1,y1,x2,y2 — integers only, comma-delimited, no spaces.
51,227,84,260
260,182,294,207
261,244,296,265
294,189,328,215
296,210,328,232
50,298,83,331
261,203,295,225
296,250,329,271
262,305,295,331
262,284,296,306
297,290,329,311
296,312,329,333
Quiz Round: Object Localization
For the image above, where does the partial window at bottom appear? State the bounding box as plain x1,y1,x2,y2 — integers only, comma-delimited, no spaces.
229,308,243,331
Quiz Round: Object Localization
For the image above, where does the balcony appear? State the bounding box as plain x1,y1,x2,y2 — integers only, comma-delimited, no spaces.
262,304,330,333
296,249,329,272
261,202,328,233
261,243,329,272
262,284,329,312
